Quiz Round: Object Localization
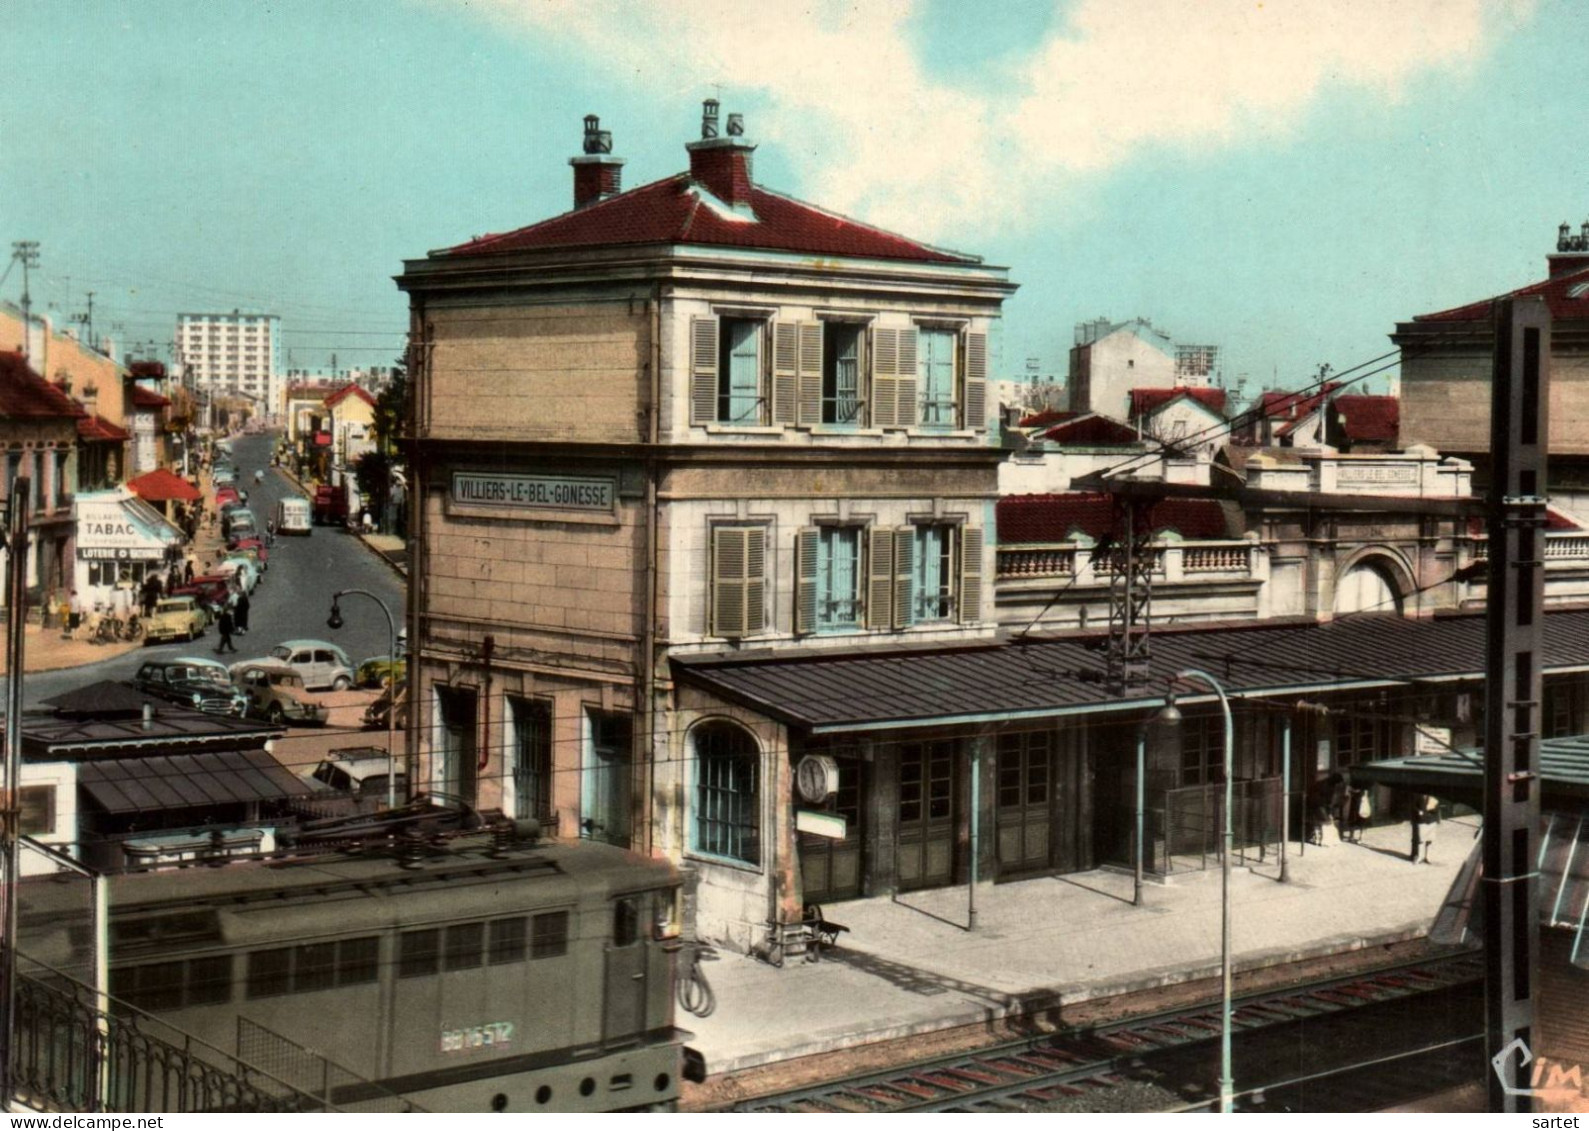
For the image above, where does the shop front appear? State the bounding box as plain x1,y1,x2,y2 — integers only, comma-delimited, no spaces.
73,488,183,614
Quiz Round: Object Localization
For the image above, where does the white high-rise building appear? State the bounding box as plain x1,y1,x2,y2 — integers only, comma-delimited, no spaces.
175,311,282,415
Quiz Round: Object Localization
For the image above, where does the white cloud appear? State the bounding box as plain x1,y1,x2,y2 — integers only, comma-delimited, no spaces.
466,0,1527,241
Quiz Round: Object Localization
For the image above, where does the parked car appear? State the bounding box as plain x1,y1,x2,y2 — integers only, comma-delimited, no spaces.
312,484,350,527
132,657,248,716
212,556,259,593
212,465,237,486
355,654,406,689
228,536,270,568
268,640,355,690
142,596,208,644
229,660,329,726
308,750,407,812
362,680,408,731
215,486,244,509
221,507,255,540
276,497,312,536
171,574,234,619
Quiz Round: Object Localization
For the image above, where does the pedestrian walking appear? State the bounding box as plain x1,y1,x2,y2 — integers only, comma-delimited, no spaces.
235,589,251,635
140,573,163,618
1411,794,1439,864
215,606,238,653
183,556,196,586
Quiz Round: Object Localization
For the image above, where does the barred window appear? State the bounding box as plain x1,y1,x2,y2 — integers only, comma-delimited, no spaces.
246,948,292,999
692,722,759,865
398,929,440,979
489,918,527,966
444,922,484,971
337,937,379,985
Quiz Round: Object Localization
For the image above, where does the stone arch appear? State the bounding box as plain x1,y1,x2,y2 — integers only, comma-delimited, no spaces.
1333,546,1416,616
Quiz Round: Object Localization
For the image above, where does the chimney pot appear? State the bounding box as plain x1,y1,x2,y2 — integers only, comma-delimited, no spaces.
569,113,625,209
701,98,720,139
726,113,744,137
686,106,756,208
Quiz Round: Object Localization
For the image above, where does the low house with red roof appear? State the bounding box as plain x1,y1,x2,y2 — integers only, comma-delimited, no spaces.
1127,386,1227,455
322,382,378,473
1328,394,1399,453
0,351,85,606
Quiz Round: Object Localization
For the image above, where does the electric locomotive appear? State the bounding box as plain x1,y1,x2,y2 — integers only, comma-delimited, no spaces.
19,824,691,1113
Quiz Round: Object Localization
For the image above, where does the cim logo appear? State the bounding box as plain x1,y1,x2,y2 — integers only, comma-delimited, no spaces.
1492,1037,1589,1103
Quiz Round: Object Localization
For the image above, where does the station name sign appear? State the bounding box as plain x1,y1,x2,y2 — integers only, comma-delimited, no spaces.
452,472,615,513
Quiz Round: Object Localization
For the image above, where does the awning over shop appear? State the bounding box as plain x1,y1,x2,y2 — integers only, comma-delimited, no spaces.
126,468,202,504
75,487,184,562
76,749,307,814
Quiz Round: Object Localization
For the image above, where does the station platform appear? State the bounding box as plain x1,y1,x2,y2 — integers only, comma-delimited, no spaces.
687,814,1475,1078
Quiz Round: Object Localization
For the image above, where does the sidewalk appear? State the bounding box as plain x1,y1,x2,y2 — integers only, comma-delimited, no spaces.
687,815,1475,1076
0,621,141,674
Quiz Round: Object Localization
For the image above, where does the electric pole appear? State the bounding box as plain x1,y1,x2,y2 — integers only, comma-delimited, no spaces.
1,482,30,1105
10,244,39,361
1484,295,1547,1112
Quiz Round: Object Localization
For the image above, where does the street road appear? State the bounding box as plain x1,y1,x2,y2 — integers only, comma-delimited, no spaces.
11,431,405,709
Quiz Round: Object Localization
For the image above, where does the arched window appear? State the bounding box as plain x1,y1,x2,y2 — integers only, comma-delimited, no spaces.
1334,560,1403,615
693,722,759,865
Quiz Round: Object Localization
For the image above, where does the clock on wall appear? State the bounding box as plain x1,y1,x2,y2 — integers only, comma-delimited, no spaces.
795,754,839,805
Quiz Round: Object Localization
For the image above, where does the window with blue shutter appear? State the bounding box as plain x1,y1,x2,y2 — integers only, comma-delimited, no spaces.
719,318,762,424
817,526,862,629
918,329,956,426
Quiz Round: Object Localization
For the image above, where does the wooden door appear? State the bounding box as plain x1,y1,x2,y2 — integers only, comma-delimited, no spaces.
898,741,957,891
996,731,1052,878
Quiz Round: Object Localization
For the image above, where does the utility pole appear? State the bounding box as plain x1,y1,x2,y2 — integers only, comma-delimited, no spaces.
1483,295,1547,1112
1,482,31,1104
10,244,39,361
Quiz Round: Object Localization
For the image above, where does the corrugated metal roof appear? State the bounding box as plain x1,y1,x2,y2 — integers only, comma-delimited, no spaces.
672,608,1589,732
1352,733,1589,806
77,750,307,814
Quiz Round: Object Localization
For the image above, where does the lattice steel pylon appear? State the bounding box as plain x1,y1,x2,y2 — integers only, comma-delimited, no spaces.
1104,498,1156,694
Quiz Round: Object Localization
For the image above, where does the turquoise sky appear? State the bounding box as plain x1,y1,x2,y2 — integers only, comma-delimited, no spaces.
4,1,1584,402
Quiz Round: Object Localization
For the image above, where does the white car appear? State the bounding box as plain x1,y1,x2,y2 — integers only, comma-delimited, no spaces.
269,639,356,691
213,556,259,593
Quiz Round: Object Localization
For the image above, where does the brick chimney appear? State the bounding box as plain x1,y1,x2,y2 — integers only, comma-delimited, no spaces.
569,114,625,210
686,99,756,209
1549,218,1589,278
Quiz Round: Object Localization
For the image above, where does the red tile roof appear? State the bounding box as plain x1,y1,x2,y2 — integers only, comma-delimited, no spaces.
997,493,1233,544
0,352,85,419
128,385,170,409
1019,408,1075,429
322,383,376,409
1128,387,1227,417
1036,413,1141,445
1255,382,1340,425
1333,395,1399,443
441,174,976,265
76,415,129,443
1414,260,1589,322
126,468,202,504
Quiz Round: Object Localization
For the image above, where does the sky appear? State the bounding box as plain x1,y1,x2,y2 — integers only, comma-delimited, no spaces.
4,0,1585,402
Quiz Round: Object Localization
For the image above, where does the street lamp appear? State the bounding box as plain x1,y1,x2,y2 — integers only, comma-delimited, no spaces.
328,588,400,810
1158,667,1235,1113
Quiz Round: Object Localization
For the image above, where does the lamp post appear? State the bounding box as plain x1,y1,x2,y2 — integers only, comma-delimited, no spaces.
328,588,399,810
1159,667,1235,1113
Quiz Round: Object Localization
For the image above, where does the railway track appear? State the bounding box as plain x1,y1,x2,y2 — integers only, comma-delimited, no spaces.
728,952,1485,1113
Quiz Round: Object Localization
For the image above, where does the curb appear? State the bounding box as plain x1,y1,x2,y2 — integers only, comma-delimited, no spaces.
275,466,407,581
702,922,1439,1076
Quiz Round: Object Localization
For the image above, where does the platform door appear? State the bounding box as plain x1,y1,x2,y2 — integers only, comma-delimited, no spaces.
996,731,1052,878
897,740,957,891
602,895,646,1047
799,758,865,903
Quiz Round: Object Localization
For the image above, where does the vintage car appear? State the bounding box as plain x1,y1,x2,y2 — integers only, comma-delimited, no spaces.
362,679,408,731
142,596,208,644
220,506,256,541
307,749,407,813
311,484,350,527
171,574,234,618
212,556,260,593
227,536,270,569
212,465,237,486
229,659,329,726
132,657,248,716
214,485,245,509
269,640,355,691
355,653,406,689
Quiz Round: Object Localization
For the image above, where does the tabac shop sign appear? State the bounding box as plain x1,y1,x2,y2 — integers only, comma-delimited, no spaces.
452,472,615,513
